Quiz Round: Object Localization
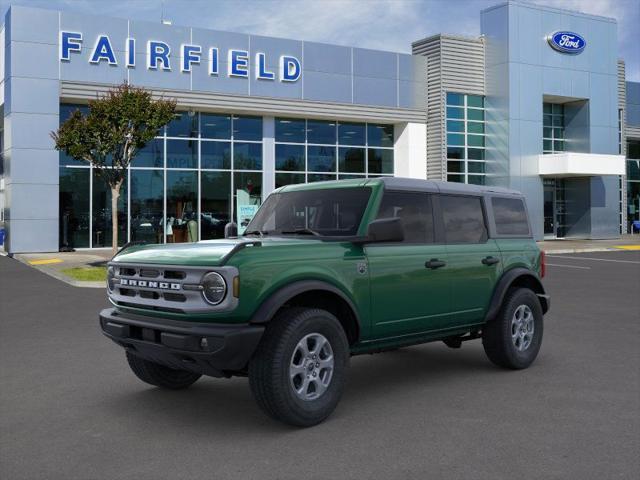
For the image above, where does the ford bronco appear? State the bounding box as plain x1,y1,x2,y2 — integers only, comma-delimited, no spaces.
100,177,549,427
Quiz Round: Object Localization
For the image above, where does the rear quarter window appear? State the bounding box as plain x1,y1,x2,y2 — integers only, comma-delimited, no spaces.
492,197,530,236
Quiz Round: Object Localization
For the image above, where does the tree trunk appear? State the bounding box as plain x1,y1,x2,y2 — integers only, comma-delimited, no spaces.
111,181,122,257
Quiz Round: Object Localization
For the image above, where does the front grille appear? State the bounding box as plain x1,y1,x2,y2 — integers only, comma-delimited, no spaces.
108,262,238,314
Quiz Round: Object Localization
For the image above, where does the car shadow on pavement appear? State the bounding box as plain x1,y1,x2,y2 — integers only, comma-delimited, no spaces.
101,343,499,432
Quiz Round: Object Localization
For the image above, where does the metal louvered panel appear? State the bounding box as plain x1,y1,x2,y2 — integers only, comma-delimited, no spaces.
412,34,485,180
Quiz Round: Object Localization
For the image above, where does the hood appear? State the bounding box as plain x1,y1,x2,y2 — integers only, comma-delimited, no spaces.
111,237,322,266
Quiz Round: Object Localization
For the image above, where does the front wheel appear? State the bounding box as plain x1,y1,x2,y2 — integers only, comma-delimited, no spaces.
482,288,544,369
248,307,350,427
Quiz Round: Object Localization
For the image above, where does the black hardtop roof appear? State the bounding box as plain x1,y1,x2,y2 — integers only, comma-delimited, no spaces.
375,177,522,196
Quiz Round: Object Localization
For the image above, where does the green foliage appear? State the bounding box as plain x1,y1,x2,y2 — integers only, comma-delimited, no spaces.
61,266,107,282
51,83,176,188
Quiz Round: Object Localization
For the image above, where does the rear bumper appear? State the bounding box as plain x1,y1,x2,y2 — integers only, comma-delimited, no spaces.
99,308,264,377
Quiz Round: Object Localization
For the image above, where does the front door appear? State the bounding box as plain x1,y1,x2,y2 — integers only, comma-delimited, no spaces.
366,191,452,338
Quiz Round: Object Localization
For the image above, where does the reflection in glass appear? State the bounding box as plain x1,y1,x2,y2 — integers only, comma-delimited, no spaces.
307,120,336,144
201,113,231,139
135,138,164,168
339,147,365,173
276,118,306,143
368,148,393,174
446,92,464,106
233,115,262,141
59,104,90,166
167,171,198,243
201,141,231,169
234,142,262,170
92,170,127,248
307,145,336,172
201,171,231,240
276,173,306,188
338,122,366,146
276,144,305,171
130,169,164,244
167,139,197,169
367,124,394,147
308,174,336,183
59,167,90,248
167,111,198,138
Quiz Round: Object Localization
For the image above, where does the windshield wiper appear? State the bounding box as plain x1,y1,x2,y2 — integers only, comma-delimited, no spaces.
243,230,268,237
280,228,321,237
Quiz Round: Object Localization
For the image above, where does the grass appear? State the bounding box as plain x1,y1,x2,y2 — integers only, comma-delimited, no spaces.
61,266,107,282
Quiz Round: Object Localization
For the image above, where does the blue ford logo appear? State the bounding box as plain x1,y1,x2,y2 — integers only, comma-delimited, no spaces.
547,31,586,54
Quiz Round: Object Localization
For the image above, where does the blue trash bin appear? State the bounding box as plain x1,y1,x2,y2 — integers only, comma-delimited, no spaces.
632,220,640,233
0,228,5,246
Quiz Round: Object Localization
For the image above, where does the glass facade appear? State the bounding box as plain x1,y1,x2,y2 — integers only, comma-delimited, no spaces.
57,106,395,248
274,118,394,188
445,92,486,185
58,104,263,248
543,103,565,154
627,140,640,231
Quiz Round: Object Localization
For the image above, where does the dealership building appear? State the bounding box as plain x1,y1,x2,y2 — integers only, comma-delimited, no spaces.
0,1,639,252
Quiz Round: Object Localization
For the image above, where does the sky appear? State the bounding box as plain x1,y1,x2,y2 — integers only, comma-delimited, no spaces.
1,0,638,80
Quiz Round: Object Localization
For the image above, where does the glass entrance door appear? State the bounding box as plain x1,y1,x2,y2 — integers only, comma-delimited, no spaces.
543,178,567,238
543,179,555,237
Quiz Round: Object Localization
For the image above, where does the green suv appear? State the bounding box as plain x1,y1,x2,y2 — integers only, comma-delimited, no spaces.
100,177,549,426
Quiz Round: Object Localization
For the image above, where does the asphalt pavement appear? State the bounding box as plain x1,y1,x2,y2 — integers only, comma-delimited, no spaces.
0,251,638,480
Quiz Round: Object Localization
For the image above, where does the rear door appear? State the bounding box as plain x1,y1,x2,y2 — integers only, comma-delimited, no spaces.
366,190,453,338
439,194,502,326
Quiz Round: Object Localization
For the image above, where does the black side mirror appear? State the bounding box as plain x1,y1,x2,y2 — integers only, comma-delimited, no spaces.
365,217,404,243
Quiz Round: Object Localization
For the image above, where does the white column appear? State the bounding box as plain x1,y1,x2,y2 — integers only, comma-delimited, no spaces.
262,116,275,199
393,122,427,179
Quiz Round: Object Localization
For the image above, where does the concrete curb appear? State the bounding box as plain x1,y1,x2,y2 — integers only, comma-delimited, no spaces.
540,247,619,255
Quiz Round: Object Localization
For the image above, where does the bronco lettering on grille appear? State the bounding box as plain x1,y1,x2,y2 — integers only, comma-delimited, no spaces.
119,278,181,290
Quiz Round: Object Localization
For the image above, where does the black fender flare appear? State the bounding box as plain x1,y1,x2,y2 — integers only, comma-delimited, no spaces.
484,268,549,322
249,280,361,330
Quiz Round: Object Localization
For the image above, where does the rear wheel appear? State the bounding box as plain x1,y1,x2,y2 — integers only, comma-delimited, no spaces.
482,288,543,369
249,307,349,427
126,351,201,389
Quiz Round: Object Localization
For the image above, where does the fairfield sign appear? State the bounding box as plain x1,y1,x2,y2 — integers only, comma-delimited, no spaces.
59,31,302,82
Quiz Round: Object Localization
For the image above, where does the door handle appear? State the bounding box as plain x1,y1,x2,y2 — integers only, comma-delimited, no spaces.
425,259,446,269
482,256,500,266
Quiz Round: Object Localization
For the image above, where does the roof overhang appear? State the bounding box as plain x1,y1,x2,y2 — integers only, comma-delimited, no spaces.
538,152,626,177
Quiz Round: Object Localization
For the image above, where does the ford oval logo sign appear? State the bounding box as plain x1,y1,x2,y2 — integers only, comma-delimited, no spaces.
547,31,586,54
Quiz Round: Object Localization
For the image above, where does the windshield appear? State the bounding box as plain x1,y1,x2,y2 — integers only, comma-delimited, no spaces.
244,187,371,237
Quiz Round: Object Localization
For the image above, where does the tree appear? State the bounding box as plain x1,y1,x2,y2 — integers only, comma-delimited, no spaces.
52,83,176,255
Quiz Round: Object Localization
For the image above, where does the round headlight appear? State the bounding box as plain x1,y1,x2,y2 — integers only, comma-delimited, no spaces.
201,272,227,305
107,266,115,292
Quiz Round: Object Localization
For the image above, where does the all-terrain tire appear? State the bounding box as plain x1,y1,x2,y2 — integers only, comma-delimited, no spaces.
482,288,544,369
248,307,350,427
126,351,201,389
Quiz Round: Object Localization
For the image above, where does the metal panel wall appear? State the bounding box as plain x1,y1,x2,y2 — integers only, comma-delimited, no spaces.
412,34,485,180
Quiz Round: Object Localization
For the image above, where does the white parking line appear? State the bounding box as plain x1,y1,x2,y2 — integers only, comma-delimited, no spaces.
546,255,640,264
546,263,591,269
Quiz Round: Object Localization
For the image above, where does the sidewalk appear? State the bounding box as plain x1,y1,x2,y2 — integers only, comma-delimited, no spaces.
9,249,113,288
537,234,640,254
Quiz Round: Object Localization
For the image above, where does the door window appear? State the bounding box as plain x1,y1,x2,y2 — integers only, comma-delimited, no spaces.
376,191,434,243
440,195,487,243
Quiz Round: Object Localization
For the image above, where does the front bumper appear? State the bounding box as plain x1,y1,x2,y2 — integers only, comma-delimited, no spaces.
99,308,264,377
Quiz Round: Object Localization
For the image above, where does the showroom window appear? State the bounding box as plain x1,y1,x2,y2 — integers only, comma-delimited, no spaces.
58,104,263,248
445,93,486,185
274,118,394,188
543,103,565,154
